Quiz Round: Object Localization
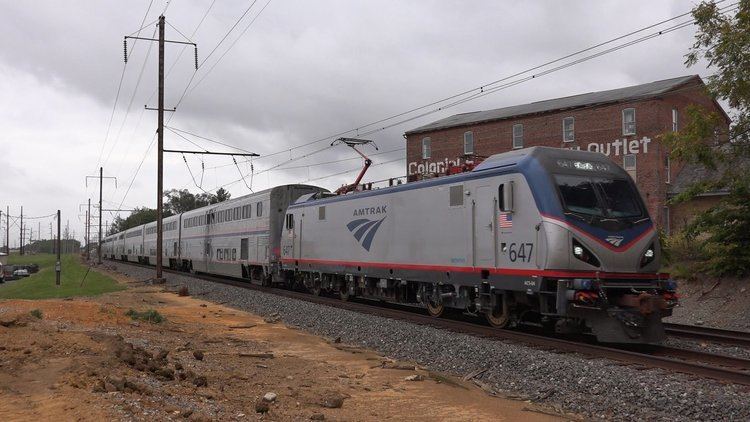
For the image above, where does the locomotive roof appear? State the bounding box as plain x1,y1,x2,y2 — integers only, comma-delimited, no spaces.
290,146,627,208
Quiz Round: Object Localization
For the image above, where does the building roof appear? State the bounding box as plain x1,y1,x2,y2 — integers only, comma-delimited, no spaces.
669,146,750,197
405,75,701,135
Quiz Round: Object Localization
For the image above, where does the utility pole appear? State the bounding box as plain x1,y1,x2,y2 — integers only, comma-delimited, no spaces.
19,206,23,255
156,14,165,281
99,167,103,263
4,206,7,255
86,169,115,264
124,15,200,282
55,210,61,286
87,198,91,260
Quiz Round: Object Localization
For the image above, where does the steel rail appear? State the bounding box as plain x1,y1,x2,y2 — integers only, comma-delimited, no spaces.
664,322,750,348
110,260,750,386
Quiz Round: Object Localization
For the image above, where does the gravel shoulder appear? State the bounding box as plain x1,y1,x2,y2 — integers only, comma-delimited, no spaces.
106,262,750,422
0,262,564,421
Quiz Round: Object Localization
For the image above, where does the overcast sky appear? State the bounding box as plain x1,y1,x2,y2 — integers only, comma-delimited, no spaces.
0,0,718,246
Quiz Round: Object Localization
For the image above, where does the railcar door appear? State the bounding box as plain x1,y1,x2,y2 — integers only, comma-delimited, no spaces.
294,213,302,260
473,185,496,267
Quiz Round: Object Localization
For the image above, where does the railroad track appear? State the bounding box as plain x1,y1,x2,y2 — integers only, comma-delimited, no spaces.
664,322,750,348
109,260,750,386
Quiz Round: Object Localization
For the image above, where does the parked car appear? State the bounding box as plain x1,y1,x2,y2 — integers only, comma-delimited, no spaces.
13,268,29,277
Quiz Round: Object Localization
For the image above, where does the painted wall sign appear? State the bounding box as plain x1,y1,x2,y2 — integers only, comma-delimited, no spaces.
407,136,652,176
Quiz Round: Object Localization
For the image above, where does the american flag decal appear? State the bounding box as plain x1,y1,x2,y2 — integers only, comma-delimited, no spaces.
499,212,513,228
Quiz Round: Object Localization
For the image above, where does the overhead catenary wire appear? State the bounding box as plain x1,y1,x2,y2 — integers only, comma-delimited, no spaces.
94,0,155,173
113,3,736,214
225,1,736,169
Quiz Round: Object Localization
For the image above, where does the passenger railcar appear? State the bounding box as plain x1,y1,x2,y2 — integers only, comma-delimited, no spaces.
280,147,677,343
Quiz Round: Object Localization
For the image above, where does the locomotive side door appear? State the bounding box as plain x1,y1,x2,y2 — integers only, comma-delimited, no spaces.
294,213,302,260
473,185,496,267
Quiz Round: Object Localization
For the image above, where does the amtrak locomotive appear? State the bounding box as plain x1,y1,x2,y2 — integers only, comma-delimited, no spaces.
104,147,677,343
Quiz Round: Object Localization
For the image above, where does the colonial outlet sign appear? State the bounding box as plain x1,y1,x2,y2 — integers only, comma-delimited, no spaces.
407,136,653,175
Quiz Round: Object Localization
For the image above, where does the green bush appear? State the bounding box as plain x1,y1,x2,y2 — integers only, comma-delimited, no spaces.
125,309,165,324
29,309,43,319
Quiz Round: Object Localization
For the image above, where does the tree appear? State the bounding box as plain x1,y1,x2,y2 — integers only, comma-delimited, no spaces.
164,188,231,215
660,1,750,276
108,207,165,233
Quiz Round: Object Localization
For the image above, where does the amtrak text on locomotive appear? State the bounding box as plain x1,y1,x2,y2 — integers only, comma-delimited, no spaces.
352,205,387,216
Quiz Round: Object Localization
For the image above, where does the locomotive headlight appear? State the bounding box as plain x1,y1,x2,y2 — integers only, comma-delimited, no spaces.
572,239,600,267
573,245,584,257
640,243,656,267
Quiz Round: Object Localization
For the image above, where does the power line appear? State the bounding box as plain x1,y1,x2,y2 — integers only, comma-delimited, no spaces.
94,0,155,173
227,1,735,168
165,126,258,154
187,0,273,95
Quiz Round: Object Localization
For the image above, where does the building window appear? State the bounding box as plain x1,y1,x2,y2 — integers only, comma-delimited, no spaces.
463,131,474,155
562,117,575,142
622,108,636,135
672,108,679,132
512,124,523,149
665,154,671,184
623,153,637,180
422,137,431,159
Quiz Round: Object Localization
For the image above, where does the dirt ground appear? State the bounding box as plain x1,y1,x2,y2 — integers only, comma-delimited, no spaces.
0,268,569,421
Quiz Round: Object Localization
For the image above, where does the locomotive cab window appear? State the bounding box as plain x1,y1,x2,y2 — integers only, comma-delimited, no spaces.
285,213,294,229
555,175,642,218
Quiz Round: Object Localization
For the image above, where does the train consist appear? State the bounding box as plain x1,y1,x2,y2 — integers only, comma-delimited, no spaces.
103,147,678,343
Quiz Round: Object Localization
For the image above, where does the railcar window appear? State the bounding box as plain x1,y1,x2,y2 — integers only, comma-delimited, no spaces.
498,184,504,210
241,239,248,260
257,202,263,217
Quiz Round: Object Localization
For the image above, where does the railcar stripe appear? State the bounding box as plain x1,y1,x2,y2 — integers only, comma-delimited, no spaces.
280,257,666,280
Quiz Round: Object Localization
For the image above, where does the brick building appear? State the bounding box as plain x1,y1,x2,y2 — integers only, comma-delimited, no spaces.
403,75,730,233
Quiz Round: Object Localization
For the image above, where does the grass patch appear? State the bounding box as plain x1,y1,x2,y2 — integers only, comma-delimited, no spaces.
29,309,43,319
125,309,165,324
0,254,125,300
427,371,468,389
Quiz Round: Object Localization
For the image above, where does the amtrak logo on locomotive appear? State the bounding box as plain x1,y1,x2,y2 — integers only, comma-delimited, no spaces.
347,216,387,252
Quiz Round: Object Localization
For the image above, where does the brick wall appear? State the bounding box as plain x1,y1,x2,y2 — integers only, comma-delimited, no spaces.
404,82,728,231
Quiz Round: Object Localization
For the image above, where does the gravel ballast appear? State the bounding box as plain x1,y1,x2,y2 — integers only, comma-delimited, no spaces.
112,262,750,421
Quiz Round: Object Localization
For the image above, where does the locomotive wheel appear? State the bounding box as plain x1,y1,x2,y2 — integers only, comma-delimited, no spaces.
426,300,445,317
311,280,322,296
485,295,510,328
339,284,351,301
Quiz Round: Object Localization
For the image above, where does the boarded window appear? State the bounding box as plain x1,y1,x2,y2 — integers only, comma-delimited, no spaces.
463,132,474,155
449,185,463,206
319,206,326,220
512,124,523,149
563,117,574,142
241,238,249,260
623,154,637,180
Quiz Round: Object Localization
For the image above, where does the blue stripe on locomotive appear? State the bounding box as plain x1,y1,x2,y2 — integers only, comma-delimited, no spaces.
291,149,653,250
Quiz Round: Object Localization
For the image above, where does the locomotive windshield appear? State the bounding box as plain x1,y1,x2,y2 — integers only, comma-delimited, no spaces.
555,175,642,218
